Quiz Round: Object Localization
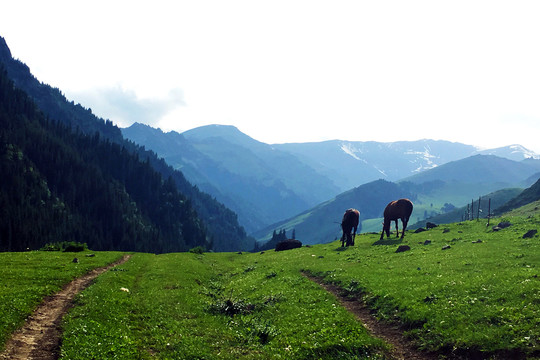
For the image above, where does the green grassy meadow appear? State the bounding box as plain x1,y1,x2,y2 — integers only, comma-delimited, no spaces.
1,215,539,359
0,251,125,348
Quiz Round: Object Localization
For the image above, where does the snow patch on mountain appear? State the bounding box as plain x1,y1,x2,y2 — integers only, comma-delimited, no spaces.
509,145,540,159
374,165,387,177
405,146,439,173
475,144,540,160
340,143,367,163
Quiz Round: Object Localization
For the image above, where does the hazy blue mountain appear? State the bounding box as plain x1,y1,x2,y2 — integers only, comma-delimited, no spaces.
475,144,540,161
182,125,339,206
401,154,539,187
275,139,479,191
522,158,540,170
123,123,340,233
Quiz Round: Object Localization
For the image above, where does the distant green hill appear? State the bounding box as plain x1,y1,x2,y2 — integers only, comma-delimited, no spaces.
495,177,540,215
253,179,414,246
409,188,523,229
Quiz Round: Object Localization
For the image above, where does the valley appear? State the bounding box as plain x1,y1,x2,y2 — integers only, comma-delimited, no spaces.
1,31,540,360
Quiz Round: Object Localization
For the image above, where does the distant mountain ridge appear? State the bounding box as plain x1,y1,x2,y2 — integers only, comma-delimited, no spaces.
401,154,538,187
123,123,540,235
475,144,540,161
274,139,479,190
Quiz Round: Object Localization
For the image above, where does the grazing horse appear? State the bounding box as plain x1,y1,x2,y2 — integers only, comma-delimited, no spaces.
380,199,413,240
341,208,360,246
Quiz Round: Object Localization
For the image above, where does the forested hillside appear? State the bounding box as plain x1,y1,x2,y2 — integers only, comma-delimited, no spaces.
0,38,122,143
0,67,210,252
0,36,253,252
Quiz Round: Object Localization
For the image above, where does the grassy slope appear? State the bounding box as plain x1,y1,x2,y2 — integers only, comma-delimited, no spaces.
60,252,385,359
505,200,540,217
304,217,539,357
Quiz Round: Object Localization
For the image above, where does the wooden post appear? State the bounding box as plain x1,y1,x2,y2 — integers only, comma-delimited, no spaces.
486,198,491,227
470,199,474,221
477,196,481,220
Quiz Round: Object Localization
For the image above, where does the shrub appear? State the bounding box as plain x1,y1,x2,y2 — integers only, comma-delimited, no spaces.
40,241,87,252
63,242,87,252
189,246,205,254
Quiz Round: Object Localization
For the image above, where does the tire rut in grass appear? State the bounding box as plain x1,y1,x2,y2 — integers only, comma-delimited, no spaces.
0,254,132,360
304,273,438,360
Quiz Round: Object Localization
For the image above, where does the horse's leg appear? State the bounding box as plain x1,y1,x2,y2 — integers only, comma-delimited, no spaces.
395,220,399,237
401,218,408,239
352,226,357,246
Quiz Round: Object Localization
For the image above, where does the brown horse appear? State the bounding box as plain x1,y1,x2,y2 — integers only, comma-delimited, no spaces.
341,208,360,246
380,199,413,240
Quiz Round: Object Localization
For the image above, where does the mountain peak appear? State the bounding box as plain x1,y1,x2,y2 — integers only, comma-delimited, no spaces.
183,124,242,138
182,124,265,148
0,36,12,60
475,144,539,161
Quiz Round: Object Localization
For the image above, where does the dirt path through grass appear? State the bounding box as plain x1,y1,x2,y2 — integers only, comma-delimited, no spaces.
0,254,131,360
305,273,438,360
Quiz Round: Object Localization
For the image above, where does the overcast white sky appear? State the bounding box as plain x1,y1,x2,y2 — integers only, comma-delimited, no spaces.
1,1,540,153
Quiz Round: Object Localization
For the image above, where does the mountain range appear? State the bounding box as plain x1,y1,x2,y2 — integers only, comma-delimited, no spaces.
122,123,540,239
2,32,540,252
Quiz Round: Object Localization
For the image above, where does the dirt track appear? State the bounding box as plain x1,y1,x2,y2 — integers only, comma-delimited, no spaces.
305,273,438,360
0,254,131,360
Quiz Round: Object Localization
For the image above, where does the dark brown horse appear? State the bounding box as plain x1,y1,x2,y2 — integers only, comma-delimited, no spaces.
341,208,360,246
380,199,413,240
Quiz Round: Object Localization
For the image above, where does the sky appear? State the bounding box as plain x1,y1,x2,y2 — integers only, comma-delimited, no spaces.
1,1,540,153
